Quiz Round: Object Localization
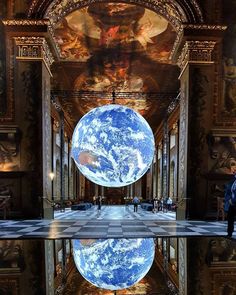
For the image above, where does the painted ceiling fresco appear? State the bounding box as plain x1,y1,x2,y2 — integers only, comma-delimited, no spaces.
54,3,176,63
52,2,180,131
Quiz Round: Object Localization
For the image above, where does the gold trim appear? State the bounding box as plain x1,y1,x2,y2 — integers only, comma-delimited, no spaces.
14,37,54,76
183,24,227,31
2,19,50,26
177,40,216,71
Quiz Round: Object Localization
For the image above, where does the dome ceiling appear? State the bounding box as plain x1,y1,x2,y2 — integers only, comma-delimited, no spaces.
49,2,180,132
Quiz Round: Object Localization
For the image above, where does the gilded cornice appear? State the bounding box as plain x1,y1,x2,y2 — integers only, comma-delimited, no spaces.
3,19,61,61
44,0,185,29
14,36,54,75
177,40,216,71
170,24,226,64
170,29,183,62
2,19,50,26
30,0,204,25
183,24,227,31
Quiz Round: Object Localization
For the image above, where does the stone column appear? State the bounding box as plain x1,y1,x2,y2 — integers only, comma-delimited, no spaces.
59,111,65,209
177,36,218,219
152,150,158,198
2,19,55,295
162,122,169,200
2,20,54,218
157,143,163,199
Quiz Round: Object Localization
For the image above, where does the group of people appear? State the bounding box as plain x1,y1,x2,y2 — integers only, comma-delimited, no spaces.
131,196,174,213
153,197,173,212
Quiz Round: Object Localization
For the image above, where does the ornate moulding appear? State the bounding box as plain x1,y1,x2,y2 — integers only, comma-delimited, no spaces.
43,0,184,29
2,19,56,72
2,19,50,26
29,0,203,25
177,40,216,71
208,129,236,175
183,24,227,31
171,24,226,67
14,36,54,76
2,19,61,59
167,93,180,114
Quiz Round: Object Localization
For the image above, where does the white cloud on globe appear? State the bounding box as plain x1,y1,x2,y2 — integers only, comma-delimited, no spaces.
71,104,155,187
72,238,155,291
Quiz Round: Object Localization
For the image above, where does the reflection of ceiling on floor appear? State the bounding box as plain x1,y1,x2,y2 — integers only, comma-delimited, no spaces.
49,2,180,132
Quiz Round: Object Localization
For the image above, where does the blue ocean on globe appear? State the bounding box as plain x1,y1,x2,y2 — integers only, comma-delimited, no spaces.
71,104,155,187
72,238,155,291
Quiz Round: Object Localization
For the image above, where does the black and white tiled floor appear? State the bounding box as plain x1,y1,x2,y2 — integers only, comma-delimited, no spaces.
0,219,232,240
0,206,233,239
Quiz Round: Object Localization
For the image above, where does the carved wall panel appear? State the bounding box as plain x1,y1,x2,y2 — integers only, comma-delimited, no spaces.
42,66,52,203
178,238,187,295
0,278,20,295
0,126,20,171
0,240,24,269
177,79,188,218
207,238,236,295
0,172,24,215
187,67,209,214
219,1,236,125
208,131,236,175
1,32,14,122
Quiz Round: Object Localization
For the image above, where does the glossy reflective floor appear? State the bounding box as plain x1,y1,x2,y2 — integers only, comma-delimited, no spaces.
54,205,176,220
1,237,236,295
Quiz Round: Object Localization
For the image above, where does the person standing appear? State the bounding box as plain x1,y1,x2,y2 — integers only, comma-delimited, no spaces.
98,195,102,211
132,196,139,212
166,197,173,211
224,172,236,238
153,198,158,213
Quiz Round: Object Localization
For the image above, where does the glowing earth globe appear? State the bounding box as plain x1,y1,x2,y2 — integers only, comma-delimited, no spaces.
71,104,154,187
72,238,155,291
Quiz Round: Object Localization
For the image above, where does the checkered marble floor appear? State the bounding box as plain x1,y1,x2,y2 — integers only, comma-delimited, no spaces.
0,219,233,240
54,205,176,220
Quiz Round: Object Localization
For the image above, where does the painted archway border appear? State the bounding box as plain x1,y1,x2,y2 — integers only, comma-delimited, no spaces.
28,0,204,28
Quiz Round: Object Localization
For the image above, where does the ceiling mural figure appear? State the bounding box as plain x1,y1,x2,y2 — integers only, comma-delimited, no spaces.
49,2,180,124
26,0,185,130
53,4,175,63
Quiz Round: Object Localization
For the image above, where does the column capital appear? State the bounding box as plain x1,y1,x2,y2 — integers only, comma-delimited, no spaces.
2,19,55,76
177,40,216,71
14,36,54,76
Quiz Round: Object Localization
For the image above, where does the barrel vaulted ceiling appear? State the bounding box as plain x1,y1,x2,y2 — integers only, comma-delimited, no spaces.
27,0,204,132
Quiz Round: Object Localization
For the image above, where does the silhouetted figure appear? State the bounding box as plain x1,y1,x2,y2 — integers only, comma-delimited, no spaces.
98,195,102,211
224,172,236,237
132,196,139,212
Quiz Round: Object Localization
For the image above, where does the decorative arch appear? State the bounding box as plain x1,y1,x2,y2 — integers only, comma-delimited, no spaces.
28,0,204,28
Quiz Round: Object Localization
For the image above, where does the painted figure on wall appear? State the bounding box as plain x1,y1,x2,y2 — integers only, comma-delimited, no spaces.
0,240,25,269
223,57,236,114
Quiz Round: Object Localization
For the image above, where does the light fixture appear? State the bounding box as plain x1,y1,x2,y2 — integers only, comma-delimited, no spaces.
49,172,55,181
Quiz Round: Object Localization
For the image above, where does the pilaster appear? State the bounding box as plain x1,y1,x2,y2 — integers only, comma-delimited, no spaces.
177,37,217,219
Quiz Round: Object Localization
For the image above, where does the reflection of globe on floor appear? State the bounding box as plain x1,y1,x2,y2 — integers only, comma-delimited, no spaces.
71,104,154,187
72,238,155,290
